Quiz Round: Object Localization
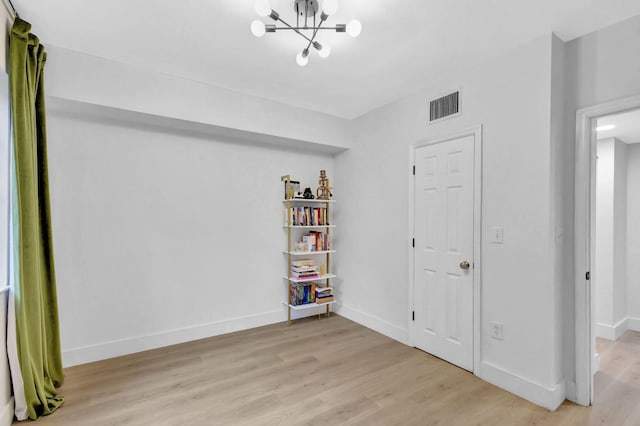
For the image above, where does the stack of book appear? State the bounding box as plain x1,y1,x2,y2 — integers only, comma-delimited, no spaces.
290,259,320,279
315,286,334,304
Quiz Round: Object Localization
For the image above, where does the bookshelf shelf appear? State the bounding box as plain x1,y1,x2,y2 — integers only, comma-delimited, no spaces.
282,300,337,311
282,199,336,204
282,274,337,283
282,225,336,229
281,176,336,325
283,250,336,256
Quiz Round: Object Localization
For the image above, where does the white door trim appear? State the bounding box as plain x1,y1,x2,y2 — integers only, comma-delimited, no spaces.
574,93,640,406
408,125,482,374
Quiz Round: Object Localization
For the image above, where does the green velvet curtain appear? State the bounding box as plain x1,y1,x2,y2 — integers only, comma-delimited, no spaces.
9,17,64,420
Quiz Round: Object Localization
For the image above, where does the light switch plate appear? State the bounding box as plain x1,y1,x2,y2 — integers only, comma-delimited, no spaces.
491,227,504,244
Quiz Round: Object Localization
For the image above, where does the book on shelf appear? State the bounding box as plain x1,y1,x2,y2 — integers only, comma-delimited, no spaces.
290,261,326,279
291,259,315,267
298,231,330,252
289,283,316,306
291,265,319,273
291,270,319,277
315,285,333,303
302,235,312,251
291,272,320,279
284,206,329,226
316,295,335,304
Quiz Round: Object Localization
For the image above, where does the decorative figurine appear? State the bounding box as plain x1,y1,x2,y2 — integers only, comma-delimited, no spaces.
281,175,293,200
281,175,302,199
303,187,315,199
291,181,303,198
316,170,333,200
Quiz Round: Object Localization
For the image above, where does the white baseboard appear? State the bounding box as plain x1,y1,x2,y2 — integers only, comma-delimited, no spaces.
596,317,628,341
479,361,565,411
0,397,13,426
592,352,600,375
62,309,285,367
335,304,408,345
626,317,640,332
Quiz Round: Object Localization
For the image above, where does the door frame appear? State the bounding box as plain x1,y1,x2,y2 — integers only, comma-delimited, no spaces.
574,93,640,406
408,125,483,374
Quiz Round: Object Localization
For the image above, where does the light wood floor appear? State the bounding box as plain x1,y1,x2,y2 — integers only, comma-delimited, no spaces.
22,316,640,425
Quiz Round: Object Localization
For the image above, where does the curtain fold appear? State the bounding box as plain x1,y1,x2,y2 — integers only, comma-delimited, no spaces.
7,17,64,421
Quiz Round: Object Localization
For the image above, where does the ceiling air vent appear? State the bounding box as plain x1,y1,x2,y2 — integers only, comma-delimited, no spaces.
429,91,460,122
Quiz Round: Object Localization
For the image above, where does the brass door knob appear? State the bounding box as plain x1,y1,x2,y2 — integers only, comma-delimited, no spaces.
459,260,470,270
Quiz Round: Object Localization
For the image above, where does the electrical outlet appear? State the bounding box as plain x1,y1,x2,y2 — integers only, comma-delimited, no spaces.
490,321,503,340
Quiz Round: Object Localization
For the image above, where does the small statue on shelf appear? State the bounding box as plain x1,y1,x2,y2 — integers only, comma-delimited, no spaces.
316,170,333,200
303,187,315,199
281,175,293,200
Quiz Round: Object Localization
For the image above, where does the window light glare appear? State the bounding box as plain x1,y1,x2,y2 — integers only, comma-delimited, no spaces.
596,124,615,132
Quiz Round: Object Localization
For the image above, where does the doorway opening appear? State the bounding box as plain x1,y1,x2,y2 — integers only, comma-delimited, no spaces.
575,95,640,406
592,108,640,402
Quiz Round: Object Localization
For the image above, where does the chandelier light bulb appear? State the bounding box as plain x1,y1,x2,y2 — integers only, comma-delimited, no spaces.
255,0,271,17
346,19,362,37
318,44,331,58
322,0,338,15
251,20,266,37
296,52,309,67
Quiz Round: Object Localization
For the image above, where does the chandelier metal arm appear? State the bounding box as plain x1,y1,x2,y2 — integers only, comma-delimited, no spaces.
270,26,344,31
276,16,315,43
303,20,324,52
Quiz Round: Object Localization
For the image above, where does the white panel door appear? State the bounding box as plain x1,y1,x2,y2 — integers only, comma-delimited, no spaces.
413,135,475,371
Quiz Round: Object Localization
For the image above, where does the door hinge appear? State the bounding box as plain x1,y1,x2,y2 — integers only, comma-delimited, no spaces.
412,238,415,248
412,311,415,321
586,271,590,280
412,165,415,175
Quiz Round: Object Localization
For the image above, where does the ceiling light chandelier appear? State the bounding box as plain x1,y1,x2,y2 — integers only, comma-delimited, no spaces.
251,0,361,67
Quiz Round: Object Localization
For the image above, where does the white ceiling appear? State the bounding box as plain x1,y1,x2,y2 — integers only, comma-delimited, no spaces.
597,109,640,144
14,0,640,119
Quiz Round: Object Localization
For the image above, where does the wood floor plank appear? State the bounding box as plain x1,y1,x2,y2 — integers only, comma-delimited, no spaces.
19,317,640,425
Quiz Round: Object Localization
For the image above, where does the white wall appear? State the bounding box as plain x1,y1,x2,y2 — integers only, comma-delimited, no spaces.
595,138,628,339
595,139,615,327
0,3,13,425
567,14,640,112
334,34,565,410
40,40,353,366
44,45,352,152
613,140,628,327
627,144,640,324
46,104,335,366
551,34,570,388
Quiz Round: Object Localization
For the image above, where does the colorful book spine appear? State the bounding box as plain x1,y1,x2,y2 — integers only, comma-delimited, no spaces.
289,283,319,305
285,207,328,227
